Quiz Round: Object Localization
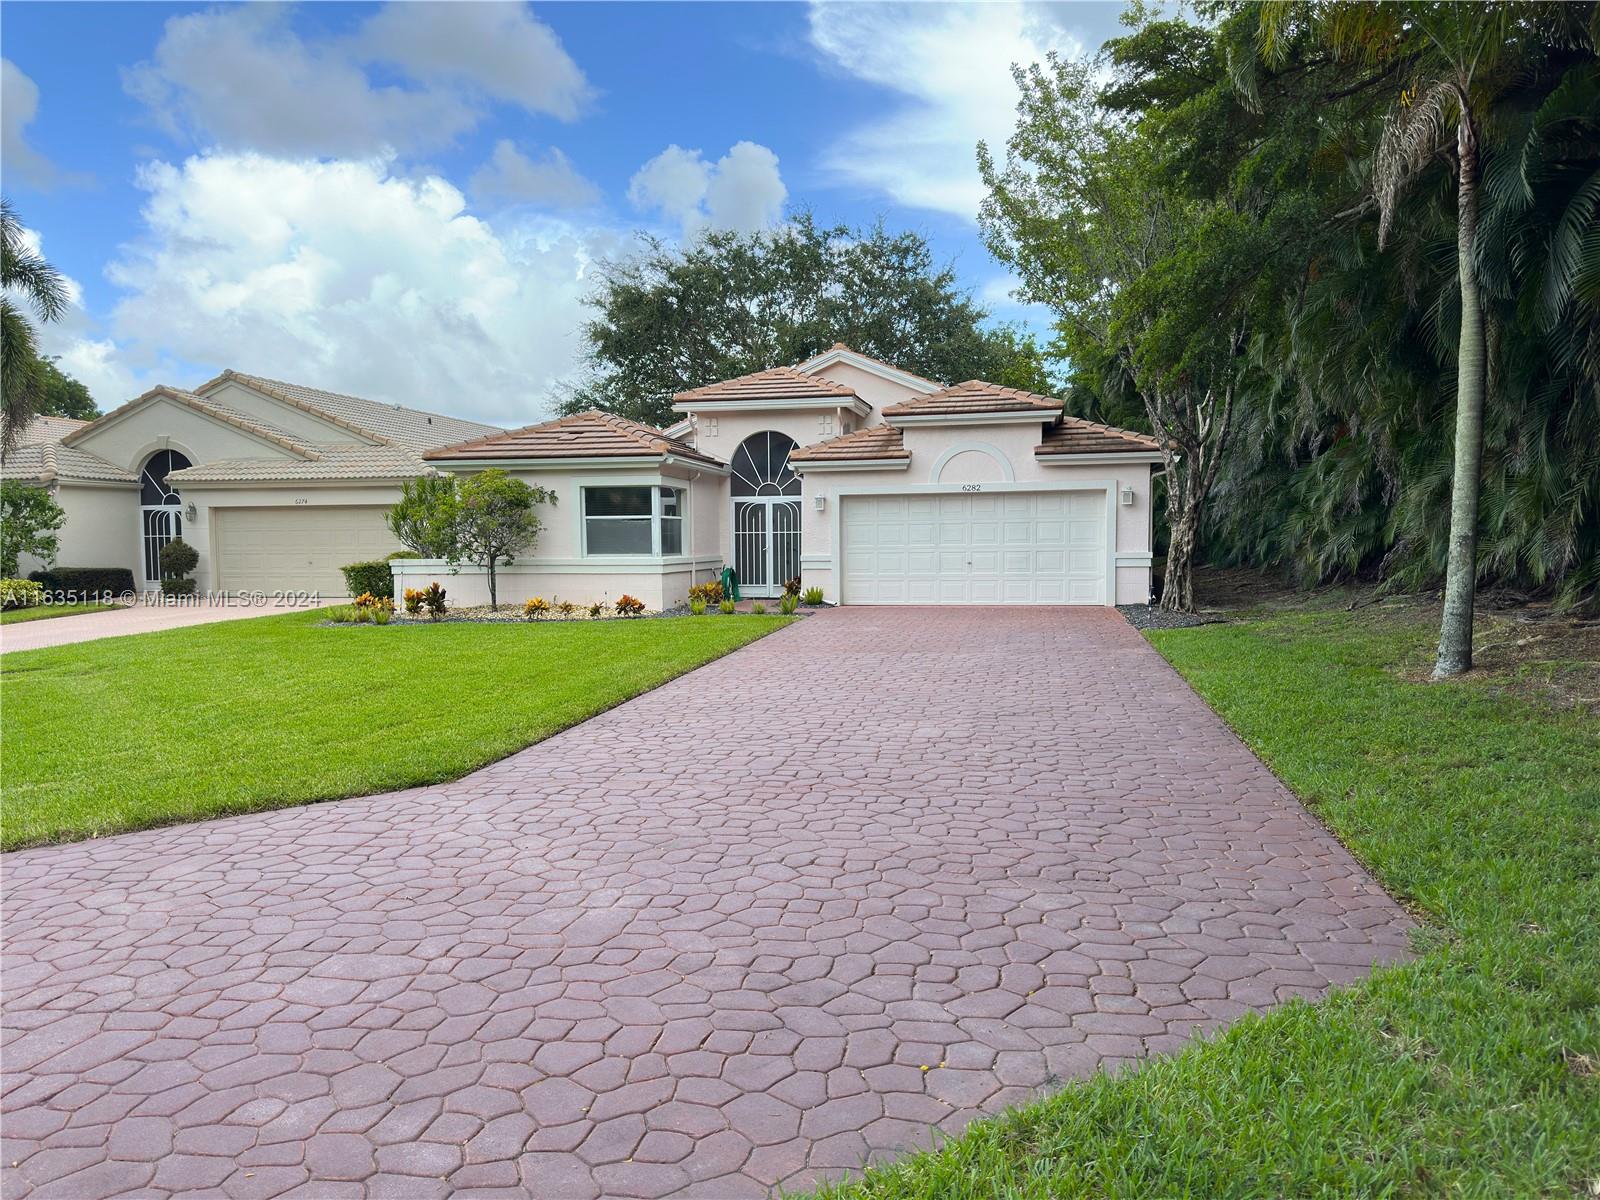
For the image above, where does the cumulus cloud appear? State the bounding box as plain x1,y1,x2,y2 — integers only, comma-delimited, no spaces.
124,3,590,157
807,1,1116,220
2,59,84,189
628,141,786,236
75,153,624,424
470,141,600,209
358,2,593,121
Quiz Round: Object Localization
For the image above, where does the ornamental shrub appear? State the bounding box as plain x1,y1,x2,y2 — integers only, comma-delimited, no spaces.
341,560,394,600
524,596,550,620
782,576,801,597
1,481,65,577
422,582,447,620
751,600,767,615
780,592,799,615
719,598,736,615
802,586,825,605
556,599,577,618
402,587,425,616
615,594,645,617
29,566,137,600
587,599,608,619
158,538,199,597
1,579,44,610
688,580,723,605
689,597,707,616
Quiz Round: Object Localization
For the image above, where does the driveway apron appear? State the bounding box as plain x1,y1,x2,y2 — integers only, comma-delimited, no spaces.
0,607,1412,1198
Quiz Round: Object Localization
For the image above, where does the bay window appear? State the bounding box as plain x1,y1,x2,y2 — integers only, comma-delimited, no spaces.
583,485,687,556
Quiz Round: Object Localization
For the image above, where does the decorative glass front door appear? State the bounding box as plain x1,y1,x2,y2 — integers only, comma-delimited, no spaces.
734,498,801,597
138,449,192,590
730,431,802,598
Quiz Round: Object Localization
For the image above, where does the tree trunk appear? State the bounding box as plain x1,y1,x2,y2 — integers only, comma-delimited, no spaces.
1434,108,1485,679
487,560,499,611
1158,474,1199,613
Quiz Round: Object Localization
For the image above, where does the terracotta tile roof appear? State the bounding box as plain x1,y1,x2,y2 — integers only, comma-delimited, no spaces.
204,371,500,451
425,410,724,466
168,446,435,483
673,366,860,406
6,414,89,448
884,380,1063,417
789,424,908,463
1036,415,1164,456
0,440,138,485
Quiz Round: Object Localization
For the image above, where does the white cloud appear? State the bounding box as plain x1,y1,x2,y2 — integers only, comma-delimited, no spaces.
628,141,786,236
2,59,83,189
124,3,590,158
358,2,592,121
470,141,600,209
807,1,1117,220
76,153,625,424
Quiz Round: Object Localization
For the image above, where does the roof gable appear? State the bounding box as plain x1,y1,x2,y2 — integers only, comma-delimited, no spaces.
425,409,723,466
795,344,941,392
61,387,320,460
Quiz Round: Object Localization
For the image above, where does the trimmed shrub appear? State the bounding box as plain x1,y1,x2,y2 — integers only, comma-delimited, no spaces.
1,579,45,610
28,566,136,601
161,578,198,596
341,560,395,600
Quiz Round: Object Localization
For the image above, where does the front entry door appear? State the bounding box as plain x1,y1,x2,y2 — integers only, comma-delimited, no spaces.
141,507,182,590
734,498,801,598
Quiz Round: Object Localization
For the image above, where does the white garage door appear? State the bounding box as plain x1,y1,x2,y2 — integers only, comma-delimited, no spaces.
214,506,400,596
841,491,1107,605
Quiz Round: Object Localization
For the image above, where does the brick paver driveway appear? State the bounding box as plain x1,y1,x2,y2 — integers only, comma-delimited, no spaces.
1,608,1412,1199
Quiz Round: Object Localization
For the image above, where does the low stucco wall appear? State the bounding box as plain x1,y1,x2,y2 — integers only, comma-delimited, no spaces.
390,558,723,612
18,482,141,584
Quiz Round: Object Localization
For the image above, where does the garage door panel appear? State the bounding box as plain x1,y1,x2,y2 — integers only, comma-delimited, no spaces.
841,491,1106,606
215,506,399,596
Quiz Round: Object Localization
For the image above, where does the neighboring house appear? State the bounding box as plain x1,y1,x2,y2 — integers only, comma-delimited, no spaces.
403,346,1161,609
1,372,499,595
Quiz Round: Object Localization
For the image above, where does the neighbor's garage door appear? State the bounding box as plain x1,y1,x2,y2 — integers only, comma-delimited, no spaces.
214,506,400,596
841,491,1107,605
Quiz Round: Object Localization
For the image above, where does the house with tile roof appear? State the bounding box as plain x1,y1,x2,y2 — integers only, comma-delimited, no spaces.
404,346,1164,609
1,372,499,595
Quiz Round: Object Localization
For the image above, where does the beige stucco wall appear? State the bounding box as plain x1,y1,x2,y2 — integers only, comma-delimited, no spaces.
17,482,141,583
409,460,725,609
70,395,301,473
795,419,1156,605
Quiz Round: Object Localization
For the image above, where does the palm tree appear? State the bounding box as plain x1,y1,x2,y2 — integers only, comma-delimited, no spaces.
1,198,68,456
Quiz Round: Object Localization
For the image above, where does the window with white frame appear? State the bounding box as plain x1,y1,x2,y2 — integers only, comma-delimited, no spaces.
818,413,835,436
583,485,686,556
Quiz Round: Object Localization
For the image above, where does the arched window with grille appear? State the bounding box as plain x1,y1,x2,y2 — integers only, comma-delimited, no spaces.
139,449,191,587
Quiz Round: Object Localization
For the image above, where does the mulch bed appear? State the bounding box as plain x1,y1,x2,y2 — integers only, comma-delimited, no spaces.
1118,604,1226,631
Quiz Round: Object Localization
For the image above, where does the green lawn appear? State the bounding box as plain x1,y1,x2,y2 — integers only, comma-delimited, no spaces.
0,611,790,850
810,608,1599,1199
1,601,119,625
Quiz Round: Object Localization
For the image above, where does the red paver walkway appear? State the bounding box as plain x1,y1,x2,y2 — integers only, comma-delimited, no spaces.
0,608,1411,1199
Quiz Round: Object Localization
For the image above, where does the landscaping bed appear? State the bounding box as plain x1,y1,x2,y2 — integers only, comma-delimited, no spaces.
811,600,1599,1199
0,609,792,849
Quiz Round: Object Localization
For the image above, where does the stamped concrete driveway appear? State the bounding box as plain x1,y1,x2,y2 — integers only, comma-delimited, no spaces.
1,608,1412,1199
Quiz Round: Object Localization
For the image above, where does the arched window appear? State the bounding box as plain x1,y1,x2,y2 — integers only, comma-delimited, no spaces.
140,449,191,506
730,431,800,497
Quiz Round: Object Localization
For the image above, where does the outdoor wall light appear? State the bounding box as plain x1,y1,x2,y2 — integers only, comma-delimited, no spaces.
185,502,198,521
814,495,826,512
1119,487,1135,506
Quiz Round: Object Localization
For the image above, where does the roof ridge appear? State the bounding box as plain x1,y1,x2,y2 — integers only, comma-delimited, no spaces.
60,385,321,460
201,370,399,447
673,364,859,402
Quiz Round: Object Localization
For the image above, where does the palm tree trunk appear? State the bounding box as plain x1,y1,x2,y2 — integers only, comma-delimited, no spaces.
1434,110,1486,679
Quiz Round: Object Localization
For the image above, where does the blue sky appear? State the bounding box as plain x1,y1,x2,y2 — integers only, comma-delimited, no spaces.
2,2,1126,425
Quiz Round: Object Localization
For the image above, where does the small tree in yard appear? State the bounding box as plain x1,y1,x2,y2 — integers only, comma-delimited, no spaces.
448,470,555,610
387,474,460,558
0,480,64,577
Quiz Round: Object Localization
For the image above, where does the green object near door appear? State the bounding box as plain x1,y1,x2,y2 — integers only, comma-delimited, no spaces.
721,565,741,601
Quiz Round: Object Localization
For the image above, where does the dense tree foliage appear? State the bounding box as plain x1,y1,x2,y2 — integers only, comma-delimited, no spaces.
984,1,1598,618
34,358,99,421
567,213,1053,426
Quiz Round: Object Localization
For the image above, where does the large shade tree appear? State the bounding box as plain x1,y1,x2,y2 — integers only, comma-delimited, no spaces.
566,212,1052,427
